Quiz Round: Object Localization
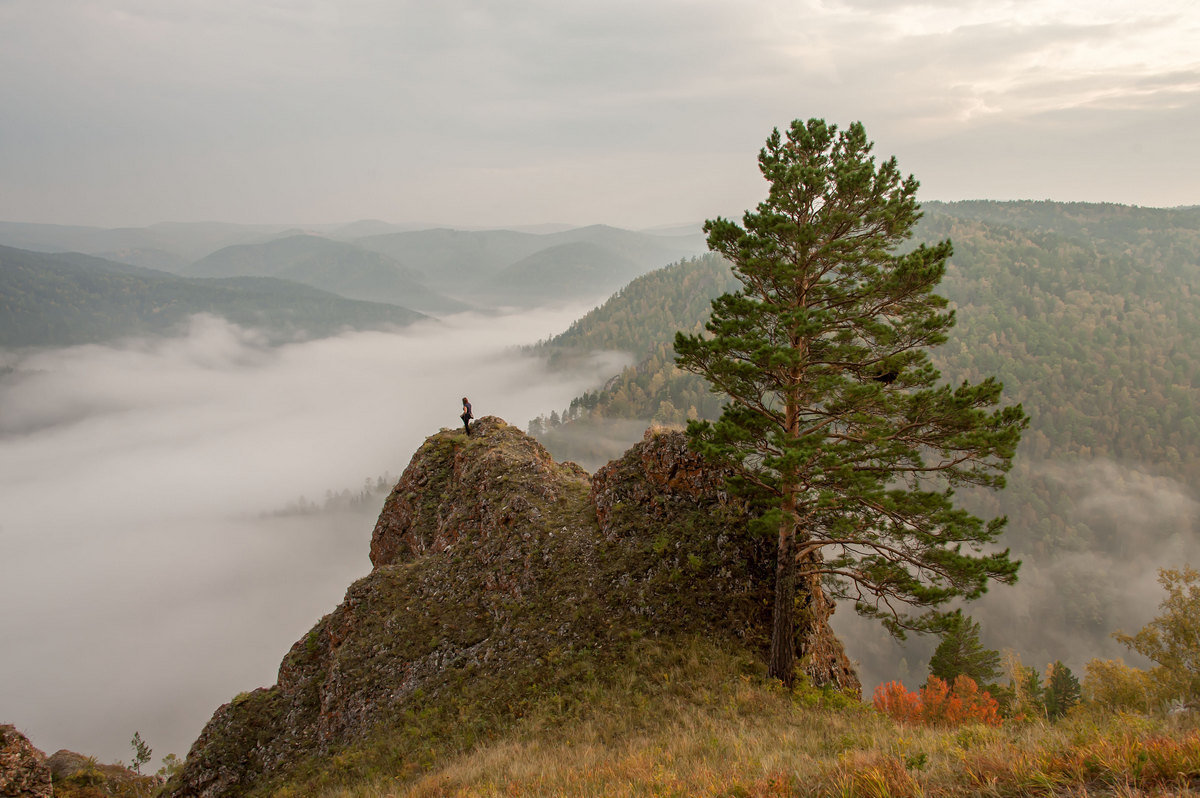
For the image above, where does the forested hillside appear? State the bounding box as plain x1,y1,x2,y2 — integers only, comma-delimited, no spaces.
535,203,1199,479
527,254,739,462
0,245,427,347
531,201,1200,673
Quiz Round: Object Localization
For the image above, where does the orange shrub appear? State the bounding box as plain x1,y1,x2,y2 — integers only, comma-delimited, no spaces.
873,676,1001,727
873,680,922,724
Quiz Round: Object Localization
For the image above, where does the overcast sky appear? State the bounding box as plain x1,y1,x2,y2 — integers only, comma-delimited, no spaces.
1,0,1197,229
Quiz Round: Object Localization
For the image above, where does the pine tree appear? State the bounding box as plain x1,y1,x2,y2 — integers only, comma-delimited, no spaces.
928,611,1001,686
1043,660,1081,718
674,118,1027,686
129,731,152,775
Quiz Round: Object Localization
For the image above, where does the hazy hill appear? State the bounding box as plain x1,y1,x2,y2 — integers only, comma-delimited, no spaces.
89,247,191,273
165,419,855,796
187,234,468,314
354,224,707,304
0,220,297,266
0,220,709,311
353,227,546,285
483,241,642,306
326,219,419,239
540,223,705,265
0,245,427,347
538,252,739,360
535,202,1200,479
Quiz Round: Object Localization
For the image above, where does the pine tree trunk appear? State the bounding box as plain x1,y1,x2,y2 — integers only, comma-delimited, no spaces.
769,501,798,685
770,366,803,686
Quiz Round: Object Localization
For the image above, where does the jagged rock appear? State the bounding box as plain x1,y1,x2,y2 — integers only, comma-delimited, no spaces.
167,418,860,797
370,415,584,567
0,725,52,798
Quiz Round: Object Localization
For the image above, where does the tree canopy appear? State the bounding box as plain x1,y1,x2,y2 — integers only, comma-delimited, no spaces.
928,611,1002,686
674,118,1027,685
1115,566,1200,703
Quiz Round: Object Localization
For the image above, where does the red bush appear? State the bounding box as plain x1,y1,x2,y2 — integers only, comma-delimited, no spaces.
873,675,1000,727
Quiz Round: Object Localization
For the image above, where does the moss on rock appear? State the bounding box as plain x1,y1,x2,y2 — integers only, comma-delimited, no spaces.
167,417,858,797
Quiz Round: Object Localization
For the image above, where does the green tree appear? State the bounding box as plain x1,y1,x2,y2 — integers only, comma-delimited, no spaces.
1002,650,1045,718
928,611,1001,686
1115,565,1200,703
674,118,1026,685
129,731,152,775
1043,660,1081,718
157,752,184,780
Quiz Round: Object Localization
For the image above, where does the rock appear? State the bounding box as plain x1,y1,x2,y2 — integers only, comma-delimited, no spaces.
44,749,145,790
592,427,860,692
370,416,582,567
0,725,52,798
45,750,91,780
167,418,860,797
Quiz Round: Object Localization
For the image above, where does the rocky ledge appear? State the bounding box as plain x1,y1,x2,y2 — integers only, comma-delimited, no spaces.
167,418,859,797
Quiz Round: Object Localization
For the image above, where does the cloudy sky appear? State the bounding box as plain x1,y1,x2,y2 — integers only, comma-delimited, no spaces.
1,0,1197,229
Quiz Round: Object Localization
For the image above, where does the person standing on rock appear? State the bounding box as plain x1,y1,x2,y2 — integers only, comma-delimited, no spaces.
461,396,473,435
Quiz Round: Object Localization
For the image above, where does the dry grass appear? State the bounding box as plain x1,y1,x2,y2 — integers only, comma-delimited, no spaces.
284,638,1200,798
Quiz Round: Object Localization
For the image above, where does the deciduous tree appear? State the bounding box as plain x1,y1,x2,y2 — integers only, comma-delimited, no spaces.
1115,565,1200,703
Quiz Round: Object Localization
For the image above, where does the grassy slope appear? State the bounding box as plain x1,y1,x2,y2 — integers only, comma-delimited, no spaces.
248,421,1200,798
293,636,1200,797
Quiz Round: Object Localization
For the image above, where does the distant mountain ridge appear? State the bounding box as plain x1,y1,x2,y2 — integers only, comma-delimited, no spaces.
0,220,709,314
187,234,469,314
0,245,426,348
483,241,641,306
353,223,705,305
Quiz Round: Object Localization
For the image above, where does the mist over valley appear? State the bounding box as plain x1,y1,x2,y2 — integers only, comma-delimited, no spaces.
1,200,1198,788
0,299,627,766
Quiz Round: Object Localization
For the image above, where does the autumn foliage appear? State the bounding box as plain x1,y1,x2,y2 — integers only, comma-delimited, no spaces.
873,675,1001,726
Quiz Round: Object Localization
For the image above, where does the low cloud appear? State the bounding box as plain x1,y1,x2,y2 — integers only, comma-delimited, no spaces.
0,307,619,765
837,458,1200,694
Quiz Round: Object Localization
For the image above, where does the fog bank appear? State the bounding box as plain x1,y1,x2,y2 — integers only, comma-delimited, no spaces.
0,307,618,767
837,458,1200,694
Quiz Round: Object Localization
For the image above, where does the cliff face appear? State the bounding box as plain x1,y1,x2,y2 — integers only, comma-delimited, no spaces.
168,418,858,797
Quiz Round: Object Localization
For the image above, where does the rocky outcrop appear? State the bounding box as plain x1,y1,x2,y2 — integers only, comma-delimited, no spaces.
0,725,51,798
370,415,588,567
45,750,91,782
593,427,859,692
43,750,150,796
168,418,859,797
